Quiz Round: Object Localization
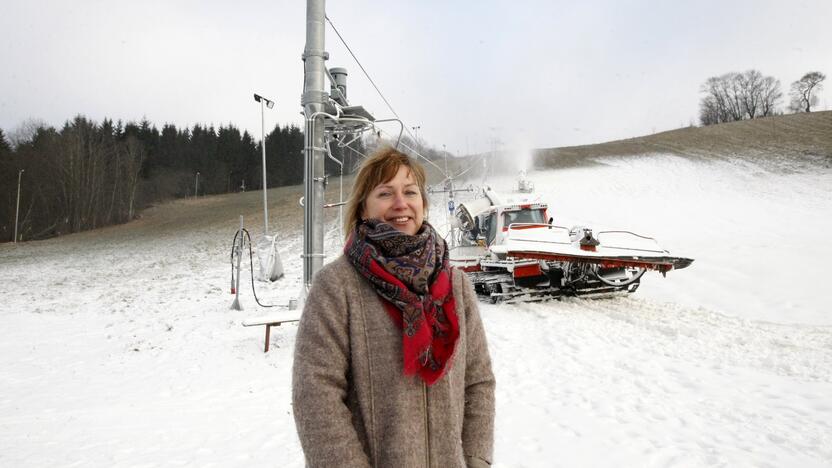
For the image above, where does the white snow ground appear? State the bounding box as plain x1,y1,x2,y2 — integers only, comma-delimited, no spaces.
1,154,831,467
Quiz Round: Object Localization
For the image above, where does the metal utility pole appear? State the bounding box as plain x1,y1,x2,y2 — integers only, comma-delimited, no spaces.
301,0,327,291
443,143,448,174
14,169,24,243
230,215,245,311
194,171,200,198
254,93,275,236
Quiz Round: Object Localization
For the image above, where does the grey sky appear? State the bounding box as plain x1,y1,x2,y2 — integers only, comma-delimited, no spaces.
2,0,830,155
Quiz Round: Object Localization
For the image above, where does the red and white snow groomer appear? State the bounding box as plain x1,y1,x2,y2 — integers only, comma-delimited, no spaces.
449,188,693,303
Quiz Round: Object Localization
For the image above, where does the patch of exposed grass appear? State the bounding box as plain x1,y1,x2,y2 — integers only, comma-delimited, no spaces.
535,111,832,170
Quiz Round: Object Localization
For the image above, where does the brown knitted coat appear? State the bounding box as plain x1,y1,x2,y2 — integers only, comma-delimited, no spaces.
292,255,495,467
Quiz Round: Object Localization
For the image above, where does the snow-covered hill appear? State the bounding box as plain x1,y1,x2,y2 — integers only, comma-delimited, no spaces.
1,153,830,467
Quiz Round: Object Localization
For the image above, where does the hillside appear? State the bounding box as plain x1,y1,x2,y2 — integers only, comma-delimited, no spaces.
534,111,832,170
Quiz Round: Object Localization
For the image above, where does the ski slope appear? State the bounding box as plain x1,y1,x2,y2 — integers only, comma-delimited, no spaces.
1,154,831,467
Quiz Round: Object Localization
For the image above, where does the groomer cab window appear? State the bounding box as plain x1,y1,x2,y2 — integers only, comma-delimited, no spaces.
483,213,498,246
502,208,546,228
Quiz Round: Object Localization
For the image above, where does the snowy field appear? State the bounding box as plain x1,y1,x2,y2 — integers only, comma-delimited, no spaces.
1,154,831,467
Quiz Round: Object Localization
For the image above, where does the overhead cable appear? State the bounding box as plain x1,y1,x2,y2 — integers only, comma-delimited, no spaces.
325,15,453,178
324,17,417,145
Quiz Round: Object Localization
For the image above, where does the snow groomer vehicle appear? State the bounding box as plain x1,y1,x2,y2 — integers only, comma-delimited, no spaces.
449,187,693,303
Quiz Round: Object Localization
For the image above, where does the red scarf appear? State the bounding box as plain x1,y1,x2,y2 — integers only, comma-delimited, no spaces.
345,220,459,385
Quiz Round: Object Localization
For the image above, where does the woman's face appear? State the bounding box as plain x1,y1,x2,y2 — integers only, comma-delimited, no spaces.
362,165,424,236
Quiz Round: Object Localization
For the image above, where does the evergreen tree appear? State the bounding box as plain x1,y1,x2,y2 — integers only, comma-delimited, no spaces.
0,128,11,154
239,130,259,191
157,124,180,168
0,127,15,241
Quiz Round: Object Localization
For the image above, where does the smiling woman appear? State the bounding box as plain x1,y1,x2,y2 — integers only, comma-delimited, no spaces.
292,146,496,467
342,146,430,237
361,163,425,236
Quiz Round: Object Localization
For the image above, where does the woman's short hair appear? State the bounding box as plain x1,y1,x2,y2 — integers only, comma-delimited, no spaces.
344,146,429,238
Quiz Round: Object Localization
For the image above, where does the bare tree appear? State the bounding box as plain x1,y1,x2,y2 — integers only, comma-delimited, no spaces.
700,70,783,125
122,136,145,221
759,76,782,117
700,77,730,125
7,118,48,148
738,69,763,119
790,71,826,112
51,117,112,232
723,72,745,121
699,95,721,126
700,73,742,124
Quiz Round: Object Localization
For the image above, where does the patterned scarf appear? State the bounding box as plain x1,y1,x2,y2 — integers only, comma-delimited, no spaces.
345,219,459,385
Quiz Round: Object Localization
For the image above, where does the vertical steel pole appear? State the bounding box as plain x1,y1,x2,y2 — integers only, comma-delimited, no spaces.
302,0,327,291
194,172,200,198
14,169,24,243
260,98,269,236
442,143,449,235
230,215,245,311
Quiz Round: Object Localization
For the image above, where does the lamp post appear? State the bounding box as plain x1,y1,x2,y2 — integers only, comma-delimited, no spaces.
14,169,24,243
254,93,275,236
194,171,200,198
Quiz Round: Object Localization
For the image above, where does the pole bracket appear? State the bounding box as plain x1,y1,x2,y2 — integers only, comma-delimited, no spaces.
302,91,329,106
302,49,329,61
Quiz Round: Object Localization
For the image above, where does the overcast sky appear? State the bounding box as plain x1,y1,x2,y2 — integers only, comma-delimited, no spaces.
2,0,830,155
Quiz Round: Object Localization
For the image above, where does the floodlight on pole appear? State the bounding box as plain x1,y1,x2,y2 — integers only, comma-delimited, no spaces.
254,93,274,109
254,93,275,236
14,169,24,243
